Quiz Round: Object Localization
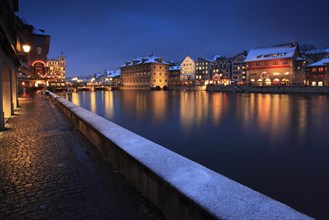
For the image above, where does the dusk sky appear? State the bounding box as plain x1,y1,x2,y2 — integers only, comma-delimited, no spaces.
17,0,329,77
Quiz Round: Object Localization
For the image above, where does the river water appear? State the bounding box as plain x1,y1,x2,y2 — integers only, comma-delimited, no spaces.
69,90,328,219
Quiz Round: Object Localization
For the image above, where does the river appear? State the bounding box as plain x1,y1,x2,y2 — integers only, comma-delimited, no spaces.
69,90,328,219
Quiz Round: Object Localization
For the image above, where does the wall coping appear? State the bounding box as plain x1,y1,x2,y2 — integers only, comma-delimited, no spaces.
49,91,312,220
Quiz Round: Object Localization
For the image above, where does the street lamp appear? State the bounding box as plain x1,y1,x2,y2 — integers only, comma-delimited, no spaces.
22,44,31,53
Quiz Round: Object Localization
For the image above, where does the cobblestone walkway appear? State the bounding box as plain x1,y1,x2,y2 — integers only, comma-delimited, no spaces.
0,93,165,219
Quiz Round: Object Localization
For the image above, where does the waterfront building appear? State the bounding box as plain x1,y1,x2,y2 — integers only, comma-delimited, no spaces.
305,57,329,86
195,57,213,85
180,56,195,85
47,55,66,88
106,69,121,86
211,56,231,85
245,42,302,86
120,54,170,90
168,65,181,87
231,53,247,84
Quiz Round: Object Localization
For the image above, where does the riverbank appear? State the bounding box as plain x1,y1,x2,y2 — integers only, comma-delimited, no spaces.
206,84,329,94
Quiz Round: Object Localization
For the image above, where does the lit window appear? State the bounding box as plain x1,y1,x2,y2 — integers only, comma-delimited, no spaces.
272,53,278,57
37,47,42,54
281,52,286,56
319,67,324,72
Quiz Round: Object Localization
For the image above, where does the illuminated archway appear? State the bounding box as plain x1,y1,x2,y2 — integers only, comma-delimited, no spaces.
273,78,280,85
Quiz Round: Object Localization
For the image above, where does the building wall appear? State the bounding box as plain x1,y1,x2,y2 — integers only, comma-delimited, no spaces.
180,56,195,81
29,33,50,79
121,63,169,90
195,58,213,82
47,56,66,87
247,58,297,86
306,65,328,86
231,55,246,84
0,0,19,130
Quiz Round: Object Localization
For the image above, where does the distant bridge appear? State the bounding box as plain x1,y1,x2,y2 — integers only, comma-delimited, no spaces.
74,85,119,92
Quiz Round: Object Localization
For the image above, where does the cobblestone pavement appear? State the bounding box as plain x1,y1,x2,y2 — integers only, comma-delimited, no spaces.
0,93,165,220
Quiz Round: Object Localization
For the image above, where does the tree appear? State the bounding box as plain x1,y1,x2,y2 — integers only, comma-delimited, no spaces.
300,43,317,52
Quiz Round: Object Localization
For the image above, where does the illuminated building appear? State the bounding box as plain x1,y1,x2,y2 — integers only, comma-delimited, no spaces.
211,56,231,85
168,65,181,87
28,27,50,88
120,54,170,90
47,55,66,88
231,53,247,84
245,42,302,86
195,57,213,85
180,56,195,85
305,57,329,86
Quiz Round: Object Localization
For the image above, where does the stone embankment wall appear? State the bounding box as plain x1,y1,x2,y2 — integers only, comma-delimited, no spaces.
48,91,312,220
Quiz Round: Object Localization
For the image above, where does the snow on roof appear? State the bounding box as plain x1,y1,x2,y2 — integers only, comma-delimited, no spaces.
211,54,221,61
106,69,121,77
32,27,48,36
169,66,180,71
308,57,329,67
245,43,298,62
121,54,170,67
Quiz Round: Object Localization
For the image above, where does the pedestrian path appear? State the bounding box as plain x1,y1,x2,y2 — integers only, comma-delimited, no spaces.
0,93,164,219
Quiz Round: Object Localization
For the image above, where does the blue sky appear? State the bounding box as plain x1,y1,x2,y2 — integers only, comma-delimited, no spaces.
17,0,329,77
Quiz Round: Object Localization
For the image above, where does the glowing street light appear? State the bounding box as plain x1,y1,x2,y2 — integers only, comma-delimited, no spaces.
22,44,31,53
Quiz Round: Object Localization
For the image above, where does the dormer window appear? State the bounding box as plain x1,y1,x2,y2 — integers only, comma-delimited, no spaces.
256,55,262,58
272,53,279,57
281,52,286,56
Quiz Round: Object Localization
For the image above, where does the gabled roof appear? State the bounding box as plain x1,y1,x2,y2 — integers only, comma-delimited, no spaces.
308,57,329,67
245,43,298,62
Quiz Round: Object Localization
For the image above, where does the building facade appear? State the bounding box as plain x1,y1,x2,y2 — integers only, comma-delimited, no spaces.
120,55,170,90
212,56,231,85
195,57,213,85
168,65,180,87
245,42,302,86
27,28,50,88
180,56,195,85
0,0,20,130
47,55,66,88
305,57,329,86
231,54,246,84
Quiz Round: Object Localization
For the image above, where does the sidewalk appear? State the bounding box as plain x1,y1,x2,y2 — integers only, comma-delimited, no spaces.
0,93,165,219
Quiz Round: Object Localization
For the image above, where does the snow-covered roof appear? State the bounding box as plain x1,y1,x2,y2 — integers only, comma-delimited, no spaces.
196,57,214,63
169,66,180,71
121,55,170,67
106,69,121,77
211,54,221,61
308,57,329,67
32,27,48,36
245,43,298,62
304,48,329,54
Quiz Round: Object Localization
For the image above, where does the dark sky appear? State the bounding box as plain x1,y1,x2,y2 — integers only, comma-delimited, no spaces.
17,0,329,77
